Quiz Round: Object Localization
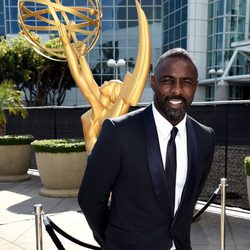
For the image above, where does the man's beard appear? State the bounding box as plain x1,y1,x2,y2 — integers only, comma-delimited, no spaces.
154,95,188,123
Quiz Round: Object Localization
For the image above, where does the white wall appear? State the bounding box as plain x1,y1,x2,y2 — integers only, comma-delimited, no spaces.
187,0,209,80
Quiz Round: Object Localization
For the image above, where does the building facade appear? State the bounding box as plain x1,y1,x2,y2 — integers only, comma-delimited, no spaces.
1,0,250,104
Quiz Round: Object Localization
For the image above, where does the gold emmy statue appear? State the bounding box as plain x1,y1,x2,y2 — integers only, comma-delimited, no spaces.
18,0,151,154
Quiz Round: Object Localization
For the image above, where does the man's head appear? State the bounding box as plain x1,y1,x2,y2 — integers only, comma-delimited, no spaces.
151,48,198,126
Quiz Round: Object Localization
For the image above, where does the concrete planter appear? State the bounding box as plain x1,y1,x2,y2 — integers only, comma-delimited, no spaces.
247,176,250,208
35,151,87,197
0,144,32,181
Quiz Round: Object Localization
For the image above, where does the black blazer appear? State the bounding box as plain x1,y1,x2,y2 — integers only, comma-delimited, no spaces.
78,105,215,250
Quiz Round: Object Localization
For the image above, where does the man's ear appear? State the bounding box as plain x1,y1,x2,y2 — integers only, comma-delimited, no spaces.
150,74,155,91
195,80,199,90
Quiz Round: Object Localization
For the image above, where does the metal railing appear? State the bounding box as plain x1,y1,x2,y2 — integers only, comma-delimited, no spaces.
34,178,228,250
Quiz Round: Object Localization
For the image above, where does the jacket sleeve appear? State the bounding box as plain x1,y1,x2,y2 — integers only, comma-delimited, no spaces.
78,119,121,248
196,127,216,199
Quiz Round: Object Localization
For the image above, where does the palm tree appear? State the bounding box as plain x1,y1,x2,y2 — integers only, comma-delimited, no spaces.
0,80,27,135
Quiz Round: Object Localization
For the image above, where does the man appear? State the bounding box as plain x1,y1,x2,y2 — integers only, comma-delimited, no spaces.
78,48,215,250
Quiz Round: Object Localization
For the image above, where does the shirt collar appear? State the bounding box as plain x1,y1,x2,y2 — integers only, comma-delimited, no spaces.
152,102,187,139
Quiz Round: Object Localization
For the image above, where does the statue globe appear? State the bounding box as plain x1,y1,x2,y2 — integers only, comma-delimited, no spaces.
18,0,102,61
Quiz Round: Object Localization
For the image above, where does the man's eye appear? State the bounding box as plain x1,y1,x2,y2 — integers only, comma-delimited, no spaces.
162,78,173,84
182,79,193,85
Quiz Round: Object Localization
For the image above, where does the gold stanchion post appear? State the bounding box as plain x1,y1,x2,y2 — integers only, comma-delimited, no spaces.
34,204,43,250
220,178,227,250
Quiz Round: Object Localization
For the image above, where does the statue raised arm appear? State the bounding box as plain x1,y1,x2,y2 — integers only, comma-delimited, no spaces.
58,0,151,154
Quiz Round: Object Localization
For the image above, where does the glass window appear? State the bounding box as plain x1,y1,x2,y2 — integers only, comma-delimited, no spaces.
216,17,223,33
128,7,137,20
181,7,187,22
11,21,19,33
180,38,186,49
170,0,175,13
102,0,113,6
208,20,213,35
224,34,231,49
7,24,10,34
141,0,153,5
10,0,17,6
168,42,175,50
169,13,174,27
230,32,237,43
116,21,126,29
144,7,153,20
175,10,181,24
10,7,17,19
175,40,180,48
224,49,233,63
24,1,35,7
180,23,187,37
74,0,87,6
127,21,138,28
127,48,139,61
164,1,169,15
215,50,222,66
102,33,114,44
207,51,213,67
215,34,223,49
176,0,181,9
225,17,231,32
127,35,138,47
175,25,180,40
163,30,169,44
227,0,238,14
116,0,127,5
215,0,224,16
230,16,237,32
181,0,187,5
0,16,4,26
239,0,246,15
169,27,174,42
155,7,161,19
5,9,9,20
61,1,72,6
102,21,113,31
116,7,127,20
102,7,113,20
207,36,213,51
237,33,244,41
208,2,214,19
238,17,245,33
128,0,136,7
163,16,168,30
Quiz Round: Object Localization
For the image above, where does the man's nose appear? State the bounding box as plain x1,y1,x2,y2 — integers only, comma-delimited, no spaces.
171,80,183,95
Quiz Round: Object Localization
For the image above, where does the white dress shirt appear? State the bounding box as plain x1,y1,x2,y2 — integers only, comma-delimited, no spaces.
152,103,188,250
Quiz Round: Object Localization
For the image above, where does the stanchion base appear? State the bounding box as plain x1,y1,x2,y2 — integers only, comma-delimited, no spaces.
39,187,79,198
0,174,31,182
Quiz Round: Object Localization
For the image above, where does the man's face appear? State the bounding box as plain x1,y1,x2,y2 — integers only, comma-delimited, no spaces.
151,57,198,125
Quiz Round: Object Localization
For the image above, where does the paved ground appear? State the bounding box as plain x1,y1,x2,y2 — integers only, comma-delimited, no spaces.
0,170,250,250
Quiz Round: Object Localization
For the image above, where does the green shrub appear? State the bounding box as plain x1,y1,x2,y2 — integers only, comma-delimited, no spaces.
31,139,85,153
0,135,34,145
244,157,250,176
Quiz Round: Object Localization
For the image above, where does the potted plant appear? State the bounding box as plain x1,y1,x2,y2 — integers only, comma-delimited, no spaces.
0,79,27,135
31,139,87,197
0,135,34,181
244,157,250,207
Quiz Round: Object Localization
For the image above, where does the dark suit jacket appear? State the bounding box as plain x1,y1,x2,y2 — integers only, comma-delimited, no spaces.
78,105,215,250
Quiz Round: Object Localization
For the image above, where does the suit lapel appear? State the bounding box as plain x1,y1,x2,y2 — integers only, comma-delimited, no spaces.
143,105,171,214
175,116,198,218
